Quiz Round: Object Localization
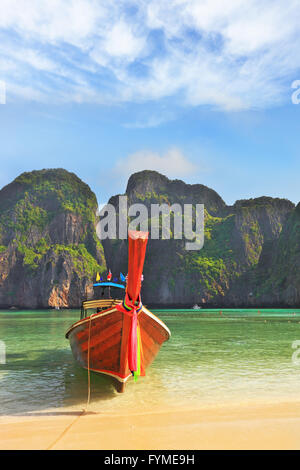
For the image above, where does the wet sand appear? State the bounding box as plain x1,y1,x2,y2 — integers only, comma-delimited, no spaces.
1,400,300,450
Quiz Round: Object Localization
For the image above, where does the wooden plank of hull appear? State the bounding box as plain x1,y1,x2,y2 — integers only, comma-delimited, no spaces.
67,306,170,392
80,319,122,352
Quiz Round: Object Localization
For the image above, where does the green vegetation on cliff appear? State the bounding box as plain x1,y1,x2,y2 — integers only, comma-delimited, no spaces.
104,170,295,306
0,168,102,268
52,244,106,278
0,168,297,308
253,203,300,302
182,212,236,300
0,169,97,235
0,169,106,308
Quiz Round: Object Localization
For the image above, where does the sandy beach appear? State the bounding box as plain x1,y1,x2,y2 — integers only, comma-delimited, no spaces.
1,400,300,450
2,310,300,450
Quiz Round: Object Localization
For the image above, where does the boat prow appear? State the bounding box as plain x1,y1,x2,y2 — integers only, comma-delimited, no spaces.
66,304,170,392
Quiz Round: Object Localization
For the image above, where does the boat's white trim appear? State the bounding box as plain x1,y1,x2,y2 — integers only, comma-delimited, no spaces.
66,303,171,339
141,306,171,338
84,367,132,383
65,307,118,337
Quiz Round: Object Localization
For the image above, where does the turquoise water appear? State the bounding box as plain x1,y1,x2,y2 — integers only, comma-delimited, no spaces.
1,309,300,415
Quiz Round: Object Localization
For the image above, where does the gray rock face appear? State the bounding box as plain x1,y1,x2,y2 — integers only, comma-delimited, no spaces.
0,168,298,309
248,202,300,306
103,171,297,307
0,169,106,308
125,170,226,215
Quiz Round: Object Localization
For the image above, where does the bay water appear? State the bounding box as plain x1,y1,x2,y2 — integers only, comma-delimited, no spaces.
1,309,300,416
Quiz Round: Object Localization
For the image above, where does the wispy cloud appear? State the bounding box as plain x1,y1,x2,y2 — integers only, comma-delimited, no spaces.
0,0,299,110
122,108,176,129
114,147,197,179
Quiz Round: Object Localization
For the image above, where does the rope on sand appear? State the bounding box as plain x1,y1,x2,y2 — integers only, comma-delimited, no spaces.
86,314,92,408
47,315,93,450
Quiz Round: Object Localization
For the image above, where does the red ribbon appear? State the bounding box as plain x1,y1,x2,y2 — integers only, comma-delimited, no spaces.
128,308,138,372
116,294,141,372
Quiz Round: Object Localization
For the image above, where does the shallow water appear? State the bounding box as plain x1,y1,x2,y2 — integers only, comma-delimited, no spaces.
1,309,300,415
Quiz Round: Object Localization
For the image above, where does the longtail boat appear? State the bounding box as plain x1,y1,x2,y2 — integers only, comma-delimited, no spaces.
66,231,171,392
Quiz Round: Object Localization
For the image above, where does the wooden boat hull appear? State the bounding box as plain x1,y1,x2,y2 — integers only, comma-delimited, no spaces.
66,305,171,392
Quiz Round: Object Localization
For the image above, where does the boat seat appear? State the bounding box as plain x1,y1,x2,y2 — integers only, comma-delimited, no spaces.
82,298,122,311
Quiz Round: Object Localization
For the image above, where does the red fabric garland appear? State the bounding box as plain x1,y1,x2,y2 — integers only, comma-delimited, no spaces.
116,294,142,373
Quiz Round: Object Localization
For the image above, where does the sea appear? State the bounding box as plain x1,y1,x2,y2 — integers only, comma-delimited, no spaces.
1,309,300,416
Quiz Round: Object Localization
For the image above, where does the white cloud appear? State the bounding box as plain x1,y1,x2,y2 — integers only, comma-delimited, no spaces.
0,0,299,110
0,0,104,46
103,21,145,59
114,148,197,179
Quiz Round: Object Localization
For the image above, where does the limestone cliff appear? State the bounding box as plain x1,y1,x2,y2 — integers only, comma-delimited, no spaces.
0,168,298,308
249,202,300,306
0,169,106,308
103,171,295,307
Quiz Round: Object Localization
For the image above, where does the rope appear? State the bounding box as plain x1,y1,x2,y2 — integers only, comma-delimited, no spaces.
86,313,92,409
46,410,85,450
47,314,93,450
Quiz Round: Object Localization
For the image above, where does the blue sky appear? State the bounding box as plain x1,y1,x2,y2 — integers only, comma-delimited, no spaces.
0,0,300,205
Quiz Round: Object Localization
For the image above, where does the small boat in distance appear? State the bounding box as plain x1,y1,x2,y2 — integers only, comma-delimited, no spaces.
192,304,202,310
66,231,171,392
